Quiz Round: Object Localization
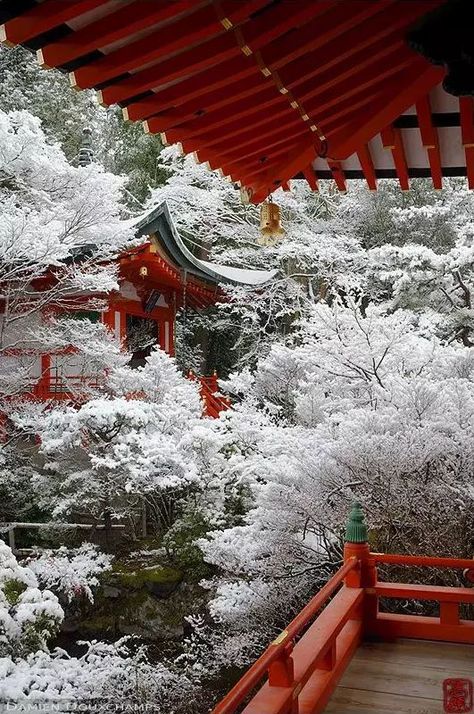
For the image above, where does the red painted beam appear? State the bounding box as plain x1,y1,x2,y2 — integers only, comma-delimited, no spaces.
0,0,107,46
159,89,290,149
146,31,412,151
133,1,400,136
329,63,444,160
302,51,415,128
99,0,326,106
227,51,409,195
460,97,474,189
194,112,307,160
303,166,319,192
327,161,347,192
38,0,202,68
265,0,395,73
125,70,264,124
123,3,331,122
251,63,436,198
159,42,410,160
381,125,409,190
102,41,253,107
368,612,474,645
251,140,318,201
215,131,310,176
274,0,438,95
357,145,377,190
416,95,442,189
71,3,226,89
206,137,310,187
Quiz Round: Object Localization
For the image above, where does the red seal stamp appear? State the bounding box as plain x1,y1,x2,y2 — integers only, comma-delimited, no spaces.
443,678,473,713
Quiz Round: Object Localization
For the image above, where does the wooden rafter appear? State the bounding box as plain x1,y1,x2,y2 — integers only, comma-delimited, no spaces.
357,145,377,190
0,0,105,45
328,64,444,159
327,161,347,192
71,4,227,89
38,0,201,69
146,34,411,153
123,1,333,120
381,125,409,190
100,0,325,107
416,95,442,189
303,166,319,192
3,0,467,200
123,0,393,136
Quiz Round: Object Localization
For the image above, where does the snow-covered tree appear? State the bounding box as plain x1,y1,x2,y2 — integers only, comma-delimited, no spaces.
0,45,166,204
194,301,474,669
0,108,134,401
0,545,199,711
25,350,202,539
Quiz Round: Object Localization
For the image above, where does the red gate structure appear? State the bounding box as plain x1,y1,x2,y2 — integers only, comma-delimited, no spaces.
213,504,474,714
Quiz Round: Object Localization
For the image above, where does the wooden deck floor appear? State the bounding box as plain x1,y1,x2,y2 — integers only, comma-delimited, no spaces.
324,639,473,713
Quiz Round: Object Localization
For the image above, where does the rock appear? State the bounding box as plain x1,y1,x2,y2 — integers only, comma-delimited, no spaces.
102,585,121,598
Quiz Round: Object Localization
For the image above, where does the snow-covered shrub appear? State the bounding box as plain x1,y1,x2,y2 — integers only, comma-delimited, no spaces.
26,544,112,603
0,541,63,658
0,638,199,712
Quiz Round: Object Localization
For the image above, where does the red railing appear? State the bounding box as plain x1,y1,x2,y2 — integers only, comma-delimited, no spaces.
367,551,474,644
213,557,361,714
188,370,231,418
213,529,474,714
31,374,103,401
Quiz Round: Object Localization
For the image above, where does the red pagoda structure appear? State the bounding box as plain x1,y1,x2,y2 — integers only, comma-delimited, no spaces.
7,202,275,409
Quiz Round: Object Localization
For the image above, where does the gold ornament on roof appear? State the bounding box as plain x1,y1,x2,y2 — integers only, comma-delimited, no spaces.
258,201,285,247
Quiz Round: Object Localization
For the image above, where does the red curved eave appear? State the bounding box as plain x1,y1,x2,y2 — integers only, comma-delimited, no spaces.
119,250,220,310
4,0,473,199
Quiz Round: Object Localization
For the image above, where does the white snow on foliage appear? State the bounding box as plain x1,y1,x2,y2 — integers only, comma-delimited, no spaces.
26,544,112,603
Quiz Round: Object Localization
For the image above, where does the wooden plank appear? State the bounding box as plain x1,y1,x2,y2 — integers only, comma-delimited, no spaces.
349,639,474,673
325,686,444,713
323,639,473,714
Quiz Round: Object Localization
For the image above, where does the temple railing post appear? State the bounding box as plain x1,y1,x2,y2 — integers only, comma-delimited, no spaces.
268,640,298,713
343,502,378,628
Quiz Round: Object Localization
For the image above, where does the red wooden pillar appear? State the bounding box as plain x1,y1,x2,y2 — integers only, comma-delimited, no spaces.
37,354,51,397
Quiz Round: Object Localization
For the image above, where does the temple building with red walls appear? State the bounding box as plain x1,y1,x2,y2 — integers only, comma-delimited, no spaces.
3,202,276,407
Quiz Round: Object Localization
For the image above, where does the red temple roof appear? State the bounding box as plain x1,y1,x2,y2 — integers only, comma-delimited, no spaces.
2,1,471,200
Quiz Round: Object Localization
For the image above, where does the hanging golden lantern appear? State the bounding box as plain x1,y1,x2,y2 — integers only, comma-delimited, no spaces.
258,201,285,246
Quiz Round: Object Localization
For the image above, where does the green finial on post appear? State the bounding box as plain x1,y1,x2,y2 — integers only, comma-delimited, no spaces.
345,502,368,543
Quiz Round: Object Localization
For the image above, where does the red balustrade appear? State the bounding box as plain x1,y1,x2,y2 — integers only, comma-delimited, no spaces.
188,370,231,418
212,506,474,714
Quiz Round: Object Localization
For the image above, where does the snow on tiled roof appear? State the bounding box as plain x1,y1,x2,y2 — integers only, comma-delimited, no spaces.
131,203,278,288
